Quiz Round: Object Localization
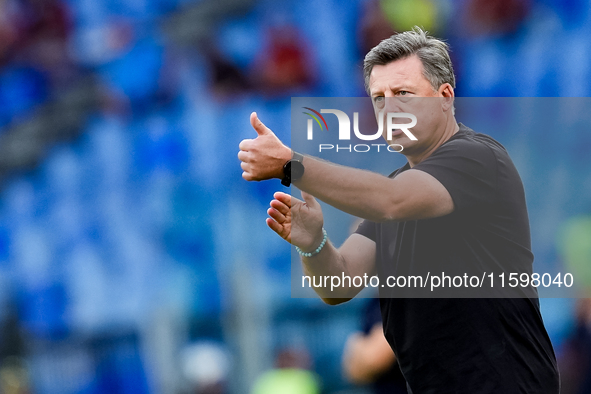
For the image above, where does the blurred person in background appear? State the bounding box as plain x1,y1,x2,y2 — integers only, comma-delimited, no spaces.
181,341,230,394
250,347,320,394
12,0,75,88
558,298,591,394
239,27,559,393
253,24,316,96
357,0,396,56
0,0,20,65
556,215,591,393
463,0,531,37
342,298,407,394
0,357,30,394
201,41,252,101
0,302,29,394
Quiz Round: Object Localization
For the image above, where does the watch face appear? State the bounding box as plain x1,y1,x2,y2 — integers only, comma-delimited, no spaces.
291,160,305,181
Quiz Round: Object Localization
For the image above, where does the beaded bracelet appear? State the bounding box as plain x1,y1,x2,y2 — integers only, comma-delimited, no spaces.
295,228,328,258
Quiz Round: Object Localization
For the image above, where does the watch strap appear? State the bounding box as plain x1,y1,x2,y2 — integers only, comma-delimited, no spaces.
281,151,304,187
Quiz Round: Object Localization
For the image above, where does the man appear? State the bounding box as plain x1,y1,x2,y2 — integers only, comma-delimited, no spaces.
238,27,559,393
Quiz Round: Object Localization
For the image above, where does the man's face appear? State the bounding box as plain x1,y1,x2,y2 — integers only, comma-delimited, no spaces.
368,54,452,154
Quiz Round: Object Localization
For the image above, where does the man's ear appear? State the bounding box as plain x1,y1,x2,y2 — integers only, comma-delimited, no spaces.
438,83,455,112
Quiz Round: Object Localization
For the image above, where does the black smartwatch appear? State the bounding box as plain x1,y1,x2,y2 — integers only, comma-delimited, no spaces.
281,151,305,187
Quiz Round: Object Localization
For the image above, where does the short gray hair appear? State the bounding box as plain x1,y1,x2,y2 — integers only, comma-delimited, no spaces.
363,26,455,95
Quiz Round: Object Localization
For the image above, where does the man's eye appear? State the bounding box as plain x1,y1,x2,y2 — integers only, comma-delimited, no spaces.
398,91,408,96
374,96,384,103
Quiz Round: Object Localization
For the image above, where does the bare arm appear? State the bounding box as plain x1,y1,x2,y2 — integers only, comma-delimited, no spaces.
302,233,377,304
295,157,453,222
239,112,454,223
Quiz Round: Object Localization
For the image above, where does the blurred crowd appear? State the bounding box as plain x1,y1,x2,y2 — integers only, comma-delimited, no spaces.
0,0,590,393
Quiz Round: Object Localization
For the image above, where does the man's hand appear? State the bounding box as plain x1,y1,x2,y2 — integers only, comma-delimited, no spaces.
266,191,324,251
238,112,292,181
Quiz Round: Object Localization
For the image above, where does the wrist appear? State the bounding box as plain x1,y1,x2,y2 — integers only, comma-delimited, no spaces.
276,146,293,179
296,228,328,258
281,150,305,187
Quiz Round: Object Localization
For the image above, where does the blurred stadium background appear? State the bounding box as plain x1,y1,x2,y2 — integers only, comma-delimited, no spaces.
0,0,590,393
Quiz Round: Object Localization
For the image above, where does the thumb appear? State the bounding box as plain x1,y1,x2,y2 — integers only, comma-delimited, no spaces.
250,112,273,136
301,191,320,210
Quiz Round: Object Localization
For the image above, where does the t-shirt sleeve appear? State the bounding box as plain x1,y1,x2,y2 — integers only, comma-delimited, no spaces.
355,218,376,241
413,137,498,212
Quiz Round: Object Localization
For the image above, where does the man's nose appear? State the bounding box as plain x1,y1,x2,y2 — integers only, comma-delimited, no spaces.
383,97,403,113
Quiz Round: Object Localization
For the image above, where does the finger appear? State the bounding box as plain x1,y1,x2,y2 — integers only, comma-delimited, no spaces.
240,161,249,171
270,198,290,215
239,139,253,151
301,191,319,209
267,207,286,223
250,112,273,136
237,150,249,162
274,191,295,208
242,171,254,181
266,218,287,240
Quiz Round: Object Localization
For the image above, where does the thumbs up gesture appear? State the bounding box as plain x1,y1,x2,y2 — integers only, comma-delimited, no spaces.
238,112,292,181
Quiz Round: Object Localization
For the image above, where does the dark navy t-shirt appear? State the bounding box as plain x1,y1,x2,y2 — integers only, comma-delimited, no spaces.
356,124,559,393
